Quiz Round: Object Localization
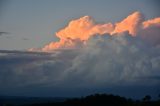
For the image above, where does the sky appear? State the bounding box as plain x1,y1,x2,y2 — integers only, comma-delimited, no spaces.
0,0,160,99
0,0,160,50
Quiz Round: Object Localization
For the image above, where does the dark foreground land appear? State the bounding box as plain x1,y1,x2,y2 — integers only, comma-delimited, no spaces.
1,93,160,106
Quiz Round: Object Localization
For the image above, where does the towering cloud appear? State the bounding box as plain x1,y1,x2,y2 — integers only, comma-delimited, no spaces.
112,11,144,35
40,16,114,51
1,33,160,96
30,11,160,52
56,16,114,40
1,11,160,97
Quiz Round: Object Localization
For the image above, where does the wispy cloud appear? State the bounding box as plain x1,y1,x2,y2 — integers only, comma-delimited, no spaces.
0,32,9,36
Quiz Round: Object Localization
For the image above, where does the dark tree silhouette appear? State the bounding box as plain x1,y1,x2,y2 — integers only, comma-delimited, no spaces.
2,93,160,106
143,95,151,102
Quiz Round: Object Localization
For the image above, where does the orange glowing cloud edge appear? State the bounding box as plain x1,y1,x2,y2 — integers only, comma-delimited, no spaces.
29,11,160,52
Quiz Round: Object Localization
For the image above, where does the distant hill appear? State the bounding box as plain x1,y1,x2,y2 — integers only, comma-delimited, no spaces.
0,94,160,106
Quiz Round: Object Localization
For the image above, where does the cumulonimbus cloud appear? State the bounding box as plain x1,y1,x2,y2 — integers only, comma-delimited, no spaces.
29,11,160,52
1,11,160,97
1,33,160,89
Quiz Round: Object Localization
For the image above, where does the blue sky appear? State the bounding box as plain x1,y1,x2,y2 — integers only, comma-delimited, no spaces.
0,0,160,50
